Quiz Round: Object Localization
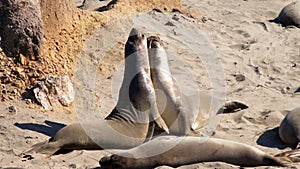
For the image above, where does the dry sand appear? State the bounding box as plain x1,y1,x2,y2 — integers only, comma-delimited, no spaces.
0,0,299,168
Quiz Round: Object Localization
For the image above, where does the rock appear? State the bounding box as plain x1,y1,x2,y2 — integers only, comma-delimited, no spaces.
33,75,75,110
19,54,27,65
8,105,17,113
79,0,110,11
55,75,74,106
0,0,43,59
235,74,246,82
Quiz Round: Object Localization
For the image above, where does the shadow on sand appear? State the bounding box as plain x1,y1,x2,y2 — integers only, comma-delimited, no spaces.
256,127,292,149
14,120,66,137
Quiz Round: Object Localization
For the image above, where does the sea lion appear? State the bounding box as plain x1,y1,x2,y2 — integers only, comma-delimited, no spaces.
276,107,300,157
22,28,168,156
147,35,248,135
275,1,300,28
99,136,288,168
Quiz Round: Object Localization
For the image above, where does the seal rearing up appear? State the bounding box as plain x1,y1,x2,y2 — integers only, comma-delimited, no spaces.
147,36,190,135
147,36,248,136
22,28,168,156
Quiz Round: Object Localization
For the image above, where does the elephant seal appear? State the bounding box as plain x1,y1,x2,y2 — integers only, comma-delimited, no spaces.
147,36,190,135
279,107,300,147
22,28,168,156
275,1,300,28
276,107,300,157
147,35,248,135
99,136,287,168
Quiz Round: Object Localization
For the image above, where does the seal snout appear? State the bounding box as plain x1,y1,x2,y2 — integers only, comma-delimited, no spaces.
125,28,148,57
128,28,146,42
147,36,162,49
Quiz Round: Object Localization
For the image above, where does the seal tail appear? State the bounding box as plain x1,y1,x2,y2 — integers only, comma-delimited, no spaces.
22,140,61,156
262,156,291,167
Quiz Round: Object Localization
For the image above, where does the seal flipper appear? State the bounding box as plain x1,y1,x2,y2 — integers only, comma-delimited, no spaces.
22,140,61,156
144,122,156,142
276,148,300,158
149,91,169,134
153,115,169,134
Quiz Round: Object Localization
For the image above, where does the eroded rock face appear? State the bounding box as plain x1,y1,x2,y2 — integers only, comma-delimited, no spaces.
33,75,75,110
0,0,43,60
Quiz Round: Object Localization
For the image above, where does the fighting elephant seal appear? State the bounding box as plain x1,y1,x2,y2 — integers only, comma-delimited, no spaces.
147,35,248,136
275,1,300,28
22,28,168,156
147,36,190,135
99,136,287,168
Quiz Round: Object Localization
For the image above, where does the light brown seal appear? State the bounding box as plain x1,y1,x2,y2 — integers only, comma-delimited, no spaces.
99,136,288,168
276,107,300,157
22,28,168,156
275,1,300,28
279,107,300,147
147,35,248,136
147,36,190,135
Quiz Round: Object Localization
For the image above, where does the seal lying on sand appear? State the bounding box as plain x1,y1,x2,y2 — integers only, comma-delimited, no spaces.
147,35,248,135
276,107,300,157
22,28,168,156
274,1,300,28
100,136,288,168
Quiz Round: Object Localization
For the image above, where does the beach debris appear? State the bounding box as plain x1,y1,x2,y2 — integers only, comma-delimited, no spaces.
33,75,74,110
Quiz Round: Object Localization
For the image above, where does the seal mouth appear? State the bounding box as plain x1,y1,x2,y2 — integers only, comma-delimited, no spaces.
147,36,161,49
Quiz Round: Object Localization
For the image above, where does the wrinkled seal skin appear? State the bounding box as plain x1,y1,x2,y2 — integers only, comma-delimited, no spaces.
22,28,168,156
276,1,300,27
100,136,286,168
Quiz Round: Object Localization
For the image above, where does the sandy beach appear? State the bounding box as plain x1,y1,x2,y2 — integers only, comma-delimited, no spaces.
0,0,299,168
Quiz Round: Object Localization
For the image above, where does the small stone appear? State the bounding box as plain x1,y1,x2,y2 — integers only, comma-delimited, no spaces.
25,99,32,104
69,164,76,168
281,87,288,94
19,54,27,65
13,81,25,88
165,21,175,26
8,106,17,113
235,74,246,82
1,75,12,84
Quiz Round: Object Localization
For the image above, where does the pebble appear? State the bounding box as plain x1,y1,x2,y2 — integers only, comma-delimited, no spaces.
235,74,246,82
8,105,17,113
